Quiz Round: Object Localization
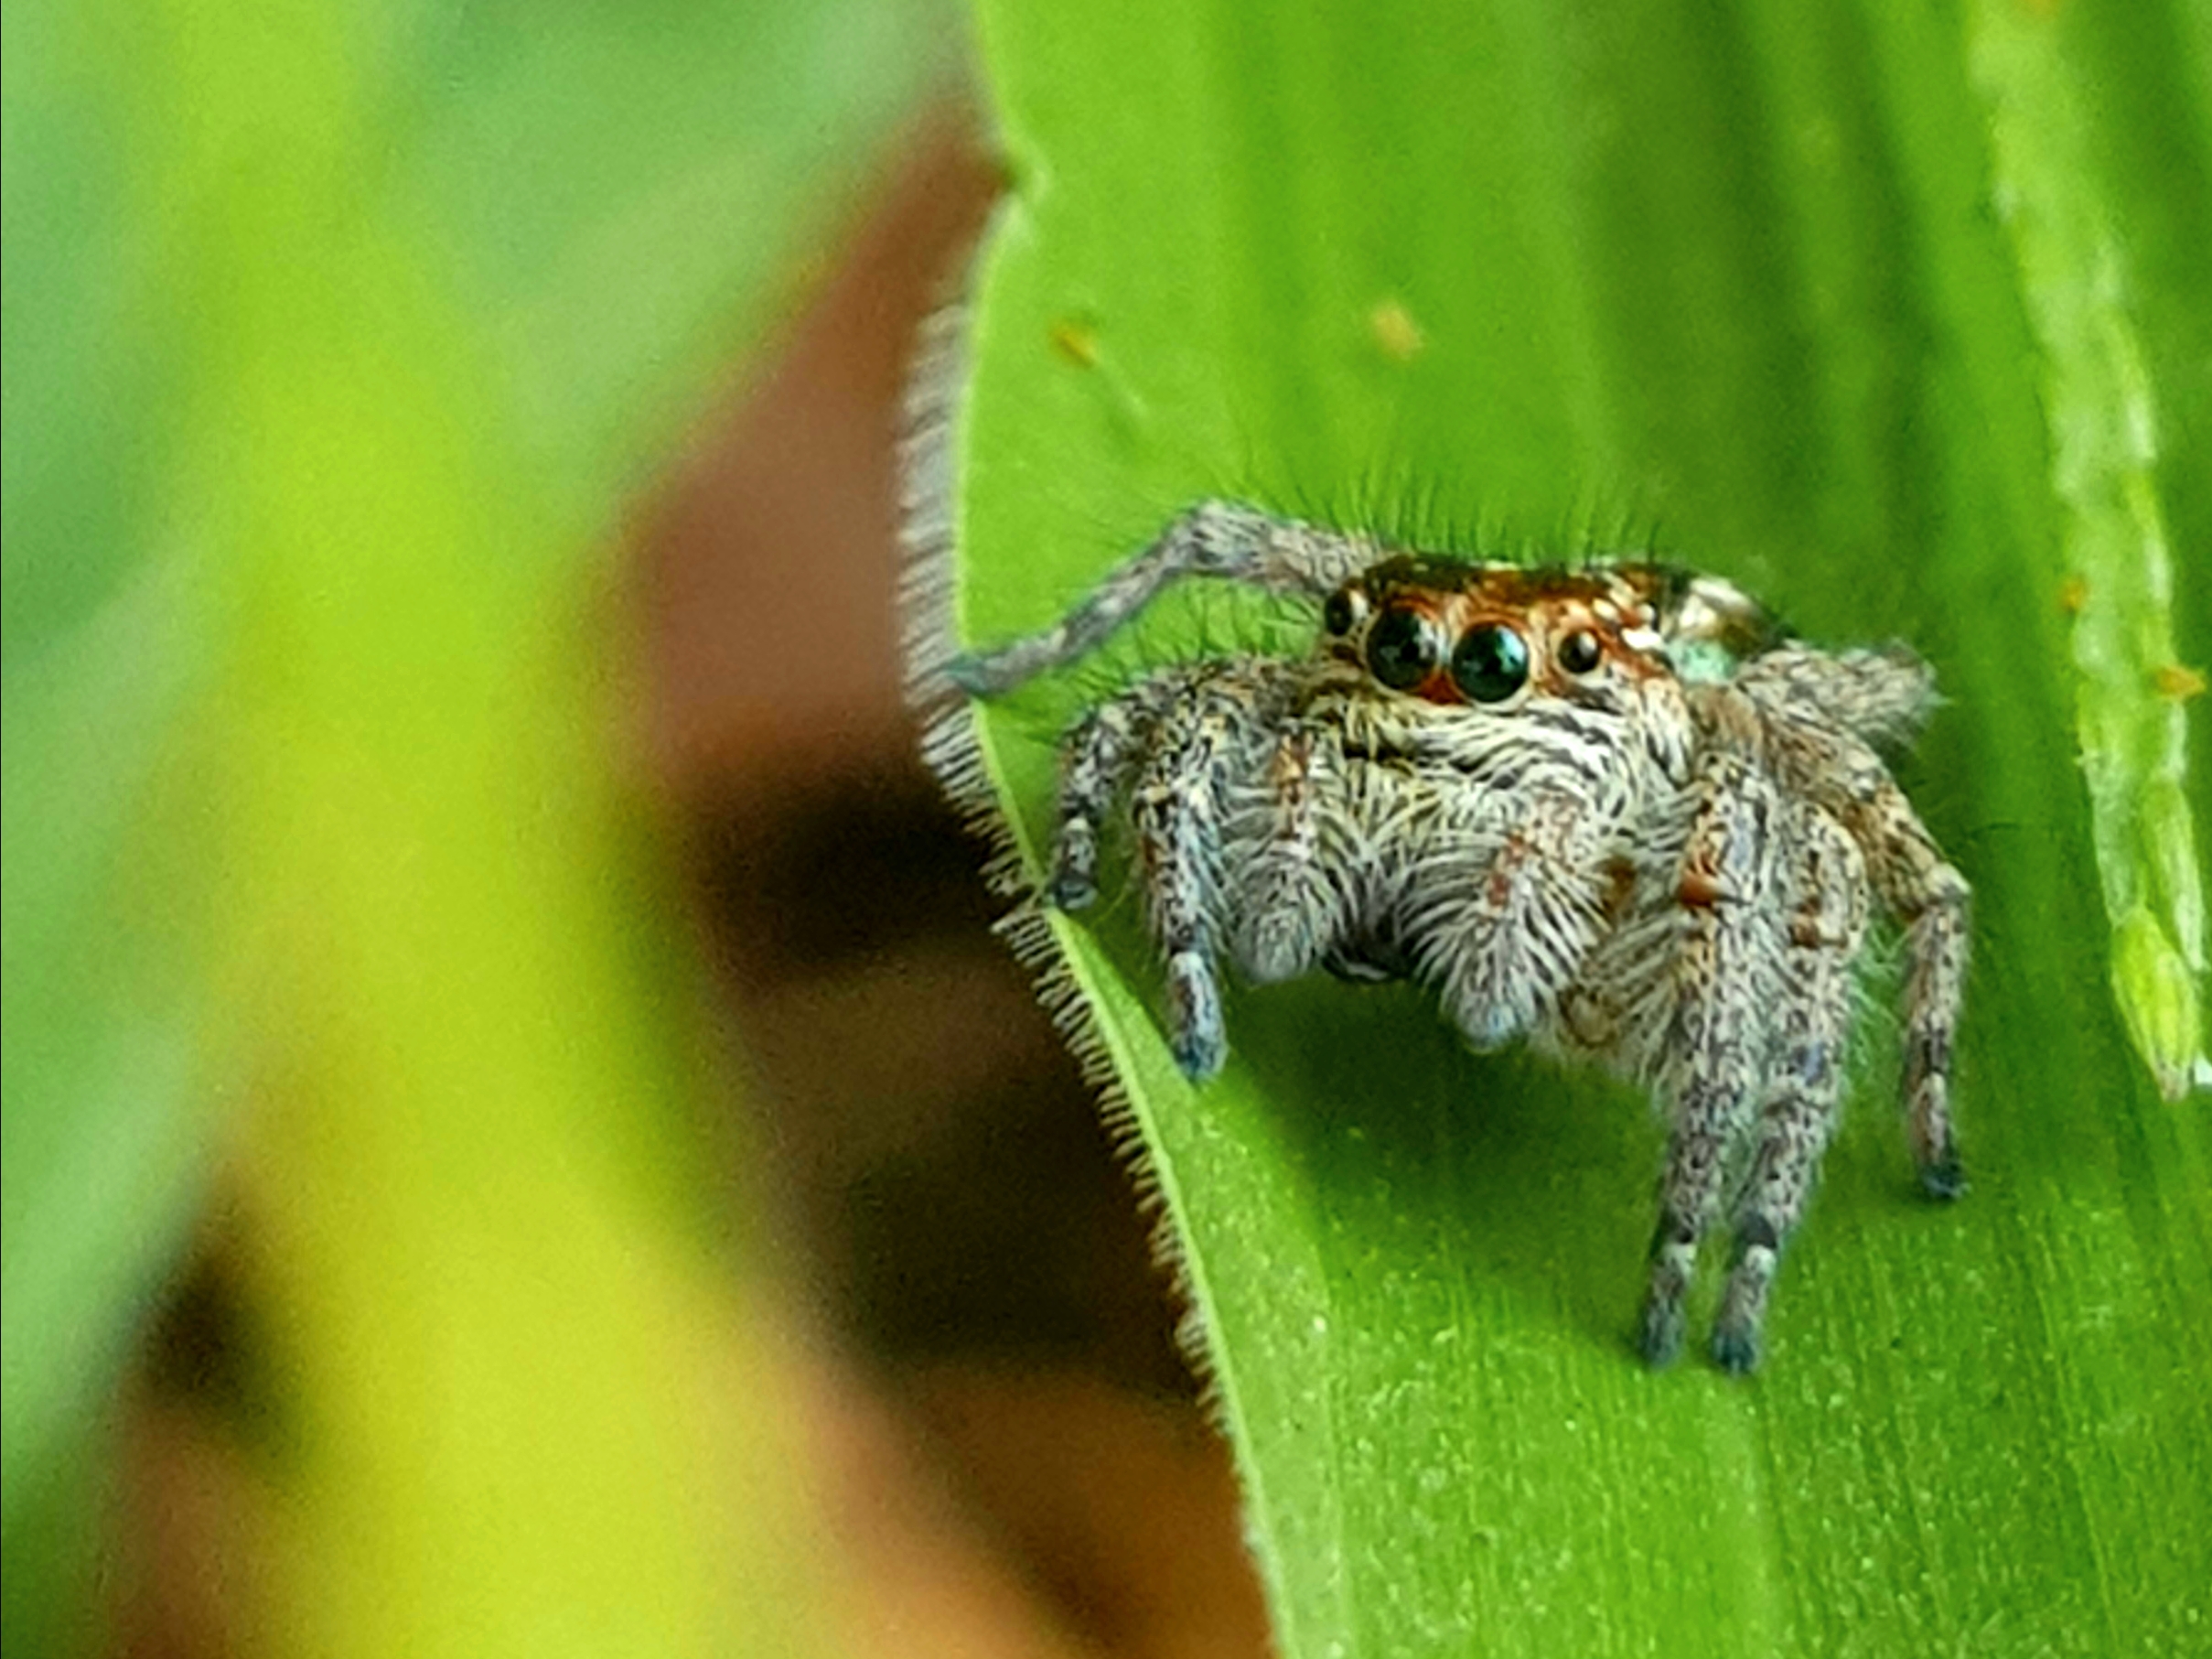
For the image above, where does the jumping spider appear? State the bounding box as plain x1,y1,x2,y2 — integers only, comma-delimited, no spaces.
945,501,1969,1374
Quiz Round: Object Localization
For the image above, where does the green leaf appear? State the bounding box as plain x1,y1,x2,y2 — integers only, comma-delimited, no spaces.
932,0,2212,1652
1970,0,2209,1101
4,0,947,1646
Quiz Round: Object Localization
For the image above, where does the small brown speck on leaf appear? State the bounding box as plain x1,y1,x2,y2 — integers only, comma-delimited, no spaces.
2153,663,2207,703
1049,319,1099,368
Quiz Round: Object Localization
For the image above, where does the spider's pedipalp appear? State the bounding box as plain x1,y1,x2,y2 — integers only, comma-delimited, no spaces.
1231,725,1343,985
1713,802,1868,1374
1639,751,1782,1368
1371,687,1668,1050
1423,803,1616,1051
950,501,1379,695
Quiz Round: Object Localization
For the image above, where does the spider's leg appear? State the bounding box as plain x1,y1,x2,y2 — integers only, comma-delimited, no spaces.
1855,782,1970,1197
1129,669,1270,1080
1638,752,1781,1368
1051,668,1197,910
1769,720,1971,1199
1743,690,1972,1194
1737,642,1937,750
950,502,1377,695
1712,803,1867,1374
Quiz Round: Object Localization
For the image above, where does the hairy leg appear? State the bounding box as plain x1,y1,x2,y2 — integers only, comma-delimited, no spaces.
1128,671,1276,1079
1639,753,1781,1368
1737,641,1936,750
1766,719,1972,1199
1050,667,1204,909
1712,804,1867,1374
1860,786,1970,1196
949,502,1379,695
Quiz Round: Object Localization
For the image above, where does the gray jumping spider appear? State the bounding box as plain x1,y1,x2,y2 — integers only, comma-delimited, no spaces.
945,501,1968,1374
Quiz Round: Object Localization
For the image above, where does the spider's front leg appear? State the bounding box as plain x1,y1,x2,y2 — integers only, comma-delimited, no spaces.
1639,753,1782,1369
1710,803,1867,1374
1124,668,1280,1080
947,502,1375,696
1737,641,1937,750
1050,667,1203,910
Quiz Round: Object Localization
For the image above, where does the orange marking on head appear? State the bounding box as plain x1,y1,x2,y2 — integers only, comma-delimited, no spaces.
1359,557,1673,699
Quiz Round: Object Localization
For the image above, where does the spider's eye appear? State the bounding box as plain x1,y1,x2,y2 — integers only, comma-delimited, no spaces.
1558,629,1603,674
1451,623,1530,703
1365,605,1443,690
1323,587,1366,636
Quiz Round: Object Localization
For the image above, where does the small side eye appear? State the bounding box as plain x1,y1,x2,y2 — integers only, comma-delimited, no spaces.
1558,630,1603,674
1323,586,1368,636
1451,623,1530,704
1366,605,1443,690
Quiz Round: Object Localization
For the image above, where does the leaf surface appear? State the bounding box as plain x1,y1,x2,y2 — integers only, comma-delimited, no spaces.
939,0,2212,1652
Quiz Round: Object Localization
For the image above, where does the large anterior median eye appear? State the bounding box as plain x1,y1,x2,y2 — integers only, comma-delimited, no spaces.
1451,622,1530,703
1365,605,1443,690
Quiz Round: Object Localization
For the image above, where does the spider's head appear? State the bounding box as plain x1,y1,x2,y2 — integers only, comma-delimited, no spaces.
1320,557,1688,711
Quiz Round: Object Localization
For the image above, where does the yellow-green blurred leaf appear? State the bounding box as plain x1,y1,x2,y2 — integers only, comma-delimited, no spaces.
4,0,952,1647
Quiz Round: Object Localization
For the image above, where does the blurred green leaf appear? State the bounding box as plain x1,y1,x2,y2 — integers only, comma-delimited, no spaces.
937,0,2212,1652
4,0,950,1647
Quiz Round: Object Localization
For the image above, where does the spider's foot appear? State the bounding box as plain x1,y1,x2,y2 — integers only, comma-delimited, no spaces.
1166,952,1227,1081
1048,825,1099,909
1242,914,1319,986
1171,1027,1227,1081
1463,1015,1524,1053
1918,1147,1966,1201
942,652,992,695
1047,869,1098,910
1637,1289,1687,1369
1711,1320,1763,1376
1713,1233,1777,1377
1637,1218,1697,1368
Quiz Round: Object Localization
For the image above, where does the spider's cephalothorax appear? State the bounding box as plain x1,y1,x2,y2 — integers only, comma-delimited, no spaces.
944,502,1969,1374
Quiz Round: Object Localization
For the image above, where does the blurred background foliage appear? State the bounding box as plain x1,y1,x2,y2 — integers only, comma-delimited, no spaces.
5,0,956,1651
